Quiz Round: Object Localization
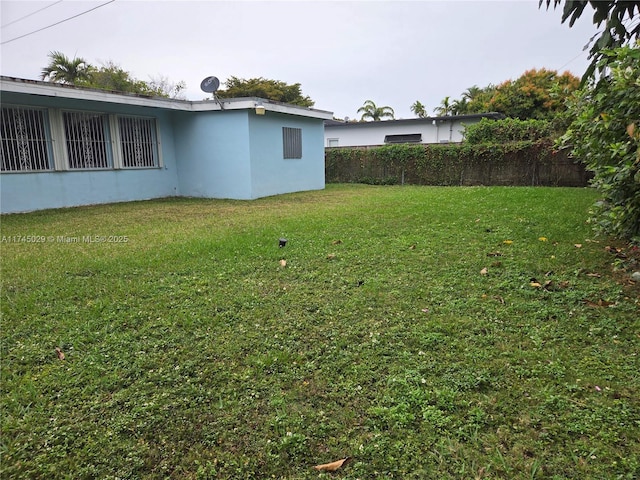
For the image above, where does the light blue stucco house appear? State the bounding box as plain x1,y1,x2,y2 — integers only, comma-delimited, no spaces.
0,76,333,214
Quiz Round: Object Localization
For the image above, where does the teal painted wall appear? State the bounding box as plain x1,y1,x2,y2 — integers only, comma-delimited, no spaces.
1,90,327,213
1,91,179,213
248,112,325,199
172,110,253,199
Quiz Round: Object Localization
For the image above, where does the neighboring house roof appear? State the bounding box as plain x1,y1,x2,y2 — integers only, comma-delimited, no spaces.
325,112,505,128
0,76,333,120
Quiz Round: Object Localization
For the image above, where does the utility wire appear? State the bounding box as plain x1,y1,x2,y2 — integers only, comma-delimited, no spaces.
1,0,64,29
1,0,116,46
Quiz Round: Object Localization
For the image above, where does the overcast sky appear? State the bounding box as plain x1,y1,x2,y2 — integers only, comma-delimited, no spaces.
1,0,600,119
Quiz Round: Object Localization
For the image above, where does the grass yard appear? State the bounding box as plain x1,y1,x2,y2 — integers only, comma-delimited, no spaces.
1,185,639,479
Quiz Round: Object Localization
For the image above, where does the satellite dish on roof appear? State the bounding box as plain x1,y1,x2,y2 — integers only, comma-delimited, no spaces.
200,76,220,93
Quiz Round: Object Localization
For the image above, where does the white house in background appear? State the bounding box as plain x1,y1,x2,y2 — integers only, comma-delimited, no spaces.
324,112,505,147
0,76,333,214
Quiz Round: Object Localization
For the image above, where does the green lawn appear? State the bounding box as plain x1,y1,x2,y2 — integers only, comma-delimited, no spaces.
1,185,638,479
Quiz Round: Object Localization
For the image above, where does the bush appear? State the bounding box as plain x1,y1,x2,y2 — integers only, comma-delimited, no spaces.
561,43,640,243
464,117,554,144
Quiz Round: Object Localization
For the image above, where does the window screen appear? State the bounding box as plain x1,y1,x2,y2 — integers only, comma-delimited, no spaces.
384,134,422,144
283,127,302,159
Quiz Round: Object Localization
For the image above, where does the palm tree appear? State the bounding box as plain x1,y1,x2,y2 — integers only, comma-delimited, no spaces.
357,100,395,121
461,85,483,102
410,100,427,118
451,98,469,115
433,96,452,116
461,84,496,113
41,51,93,85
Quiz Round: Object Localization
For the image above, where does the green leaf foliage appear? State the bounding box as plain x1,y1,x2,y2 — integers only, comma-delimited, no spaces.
325,141,590,187
216,76,314,107
40,52,184,98
465,118,555,144
459,69,579,120
540,1,640,80
78,62,161,97
561,42,640,243
40,51,93,85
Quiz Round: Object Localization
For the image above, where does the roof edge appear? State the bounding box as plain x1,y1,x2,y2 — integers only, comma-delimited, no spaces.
0,76,333,119
325,112,506,127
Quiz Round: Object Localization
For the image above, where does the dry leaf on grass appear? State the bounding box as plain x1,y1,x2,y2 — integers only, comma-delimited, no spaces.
480,267,488,276
279,259,287,268
313,457,350,472
55,347,65,360
332,239,343,245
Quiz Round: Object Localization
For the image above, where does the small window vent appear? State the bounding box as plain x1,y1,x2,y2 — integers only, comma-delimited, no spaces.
384,133,422,144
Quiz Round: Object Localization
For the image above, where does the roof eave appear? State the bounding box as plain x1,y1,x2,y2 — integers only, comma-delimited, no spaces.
0,76,333,119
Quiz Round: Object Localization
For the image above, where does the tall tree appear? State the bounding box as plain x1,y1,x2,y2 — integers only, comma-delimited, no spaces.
539,1,640,80
461,85,484,102
81,61,157,95
357,100,395,121
41,53,186,98
40,51,93,85
433,96,452,116
451,98,469,115
449,70,579,119
487,68,580,119
410,100,427,118
216,77,314,107
465,85,497,114
542,3,639,242
561,42,640,242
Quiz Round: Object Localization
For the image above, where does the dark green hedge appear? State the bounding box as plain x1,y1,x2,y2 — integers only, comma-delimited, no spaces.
325,140,591,187
464,118,554,144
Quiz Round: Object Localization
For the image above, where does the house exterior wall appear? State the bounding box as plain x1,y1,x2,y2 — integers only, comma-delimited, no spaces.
172,110,253,200
1,78,333,214
0,91,180,214
324,118,484,147
248,112,325,199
